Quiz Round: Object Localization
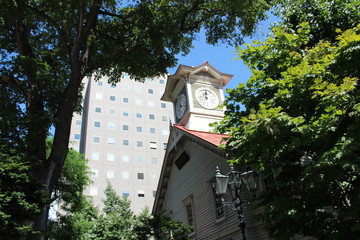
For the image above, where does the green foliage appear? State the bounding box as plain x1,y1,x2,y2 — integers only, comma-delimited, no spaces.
90,183,135,240
0,1,271,237
0,140,47,239
216,2,360,238
133,209,194,240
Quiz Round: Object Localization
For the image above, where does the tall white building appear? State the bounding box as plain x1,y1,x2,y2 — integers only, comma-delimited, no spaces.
69,74,173,213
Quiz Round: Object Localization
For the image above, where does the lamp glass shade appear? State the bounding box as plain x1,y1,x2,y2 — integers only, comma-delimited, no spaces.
215,173,229,195
241,170,259,192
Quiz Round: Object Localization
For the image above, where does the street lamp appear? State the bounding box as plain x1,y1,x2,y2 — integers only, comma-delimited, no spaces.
215,166,259,240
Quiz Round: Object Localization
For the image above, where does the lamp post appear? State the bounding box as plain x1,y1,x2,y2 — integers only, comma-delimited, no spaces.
215,166,259,240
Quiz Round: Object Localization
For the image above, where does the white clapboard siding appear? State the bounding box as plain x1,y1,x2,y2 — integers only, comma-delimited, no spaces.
162,142,269,240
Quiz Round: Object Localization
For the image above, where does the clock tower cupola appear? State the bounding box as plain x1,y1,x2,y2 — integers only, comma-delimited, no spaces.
161,62,233,132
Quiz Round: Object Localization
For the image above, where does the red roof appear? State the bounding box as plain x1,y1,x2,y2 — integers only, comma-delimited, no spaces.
173,124,228,147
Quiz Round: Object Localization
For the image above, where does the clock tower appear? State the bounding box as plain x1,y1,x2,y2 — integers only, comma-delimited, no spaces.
161,62,233,132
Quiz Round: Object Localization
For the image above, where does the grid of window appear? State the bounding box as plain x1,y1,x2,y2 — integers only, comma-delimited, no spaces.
123,97,129,103
161,103,166,108
95,107,101,113
122,84,129,90
159,79,165,84
163,143,168,150
123,125,129,131
151,157,157,164
138,190,145,197
94,121,100,127
123,190,130,197
136,113,142,118
123,111,129,116
135,99,142,105
107,171,114,178
136,126,142,132
150,128,156,134
162,116,167,121
97,81,103,86
148,89,154,94
123,140,129,146
150,142,157,149
149,114,155,120
185,202,194,226
93,137,100,143
109,109,115,114
75,120,82,125
110,95,116,101
74,134,80,139
148,101,155,107
135,87,142,93
147,77,154,82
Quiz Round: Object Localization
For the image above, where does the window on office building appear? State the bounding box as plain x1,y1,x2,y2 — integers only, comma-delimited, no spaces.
94,121,100,128
122,155,130,163
150,142,157,149
107,171,114,179
123,97,129,103
162,129,169,135
137,173,144,180
148,89,154,94
162,116,167,121
148,101,154,107
135,87,142,93
95,93,103,100
151,157,157,164
93,137,100,143
110,95,116,101
108,122,116,129
109,109,115,115
107,153,114,161
136,141,143,147
163,143,168,150
90,187,98,196
136,113,142,118
122,171,129,179
74,134,80,139
123,139,129,146
138,190,145,197
107,137,115,144
136,126,142,132
123,111,129,117
161,103,166,108
147,77,154,82
75,120,82,125
123,190,130,197
95,107,101,113
97,81,103,86
135,99,142,105
150,128,156,134
122,84,129,91
91,169,99,177
136,156,144,163
159,79,165,84
149,114,155,120
123,125,129,131
92,152,100,160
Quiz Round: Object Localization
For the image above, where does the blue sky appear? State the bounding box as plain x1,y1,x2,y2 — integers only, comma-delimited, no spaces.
167,16,279,92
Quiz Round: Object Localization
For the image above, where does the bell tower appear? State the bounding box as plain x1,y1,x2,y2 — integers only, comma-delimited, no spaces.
161,62,233,132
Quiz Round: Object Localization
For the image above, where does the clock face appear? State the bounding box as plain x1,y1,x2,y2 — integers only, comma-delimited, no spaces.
175,93,187,119
195,88,219,109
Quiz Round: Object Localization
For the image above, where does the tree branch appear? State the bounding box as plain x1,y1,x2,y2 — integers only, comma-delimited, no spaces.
25,2,71,56
0,75,30,102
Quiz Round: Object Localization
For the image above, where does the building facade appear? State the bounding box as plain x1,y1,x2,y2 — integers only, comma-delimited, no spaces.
69,74,173,212
153,63,269,239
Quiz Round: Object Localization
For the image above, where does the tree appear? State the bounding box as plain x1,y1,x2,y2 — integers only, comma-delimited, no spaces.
90,183,135,240
133,209,194,240
0,0,271,238
215,1,360,238
47,145,96,240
